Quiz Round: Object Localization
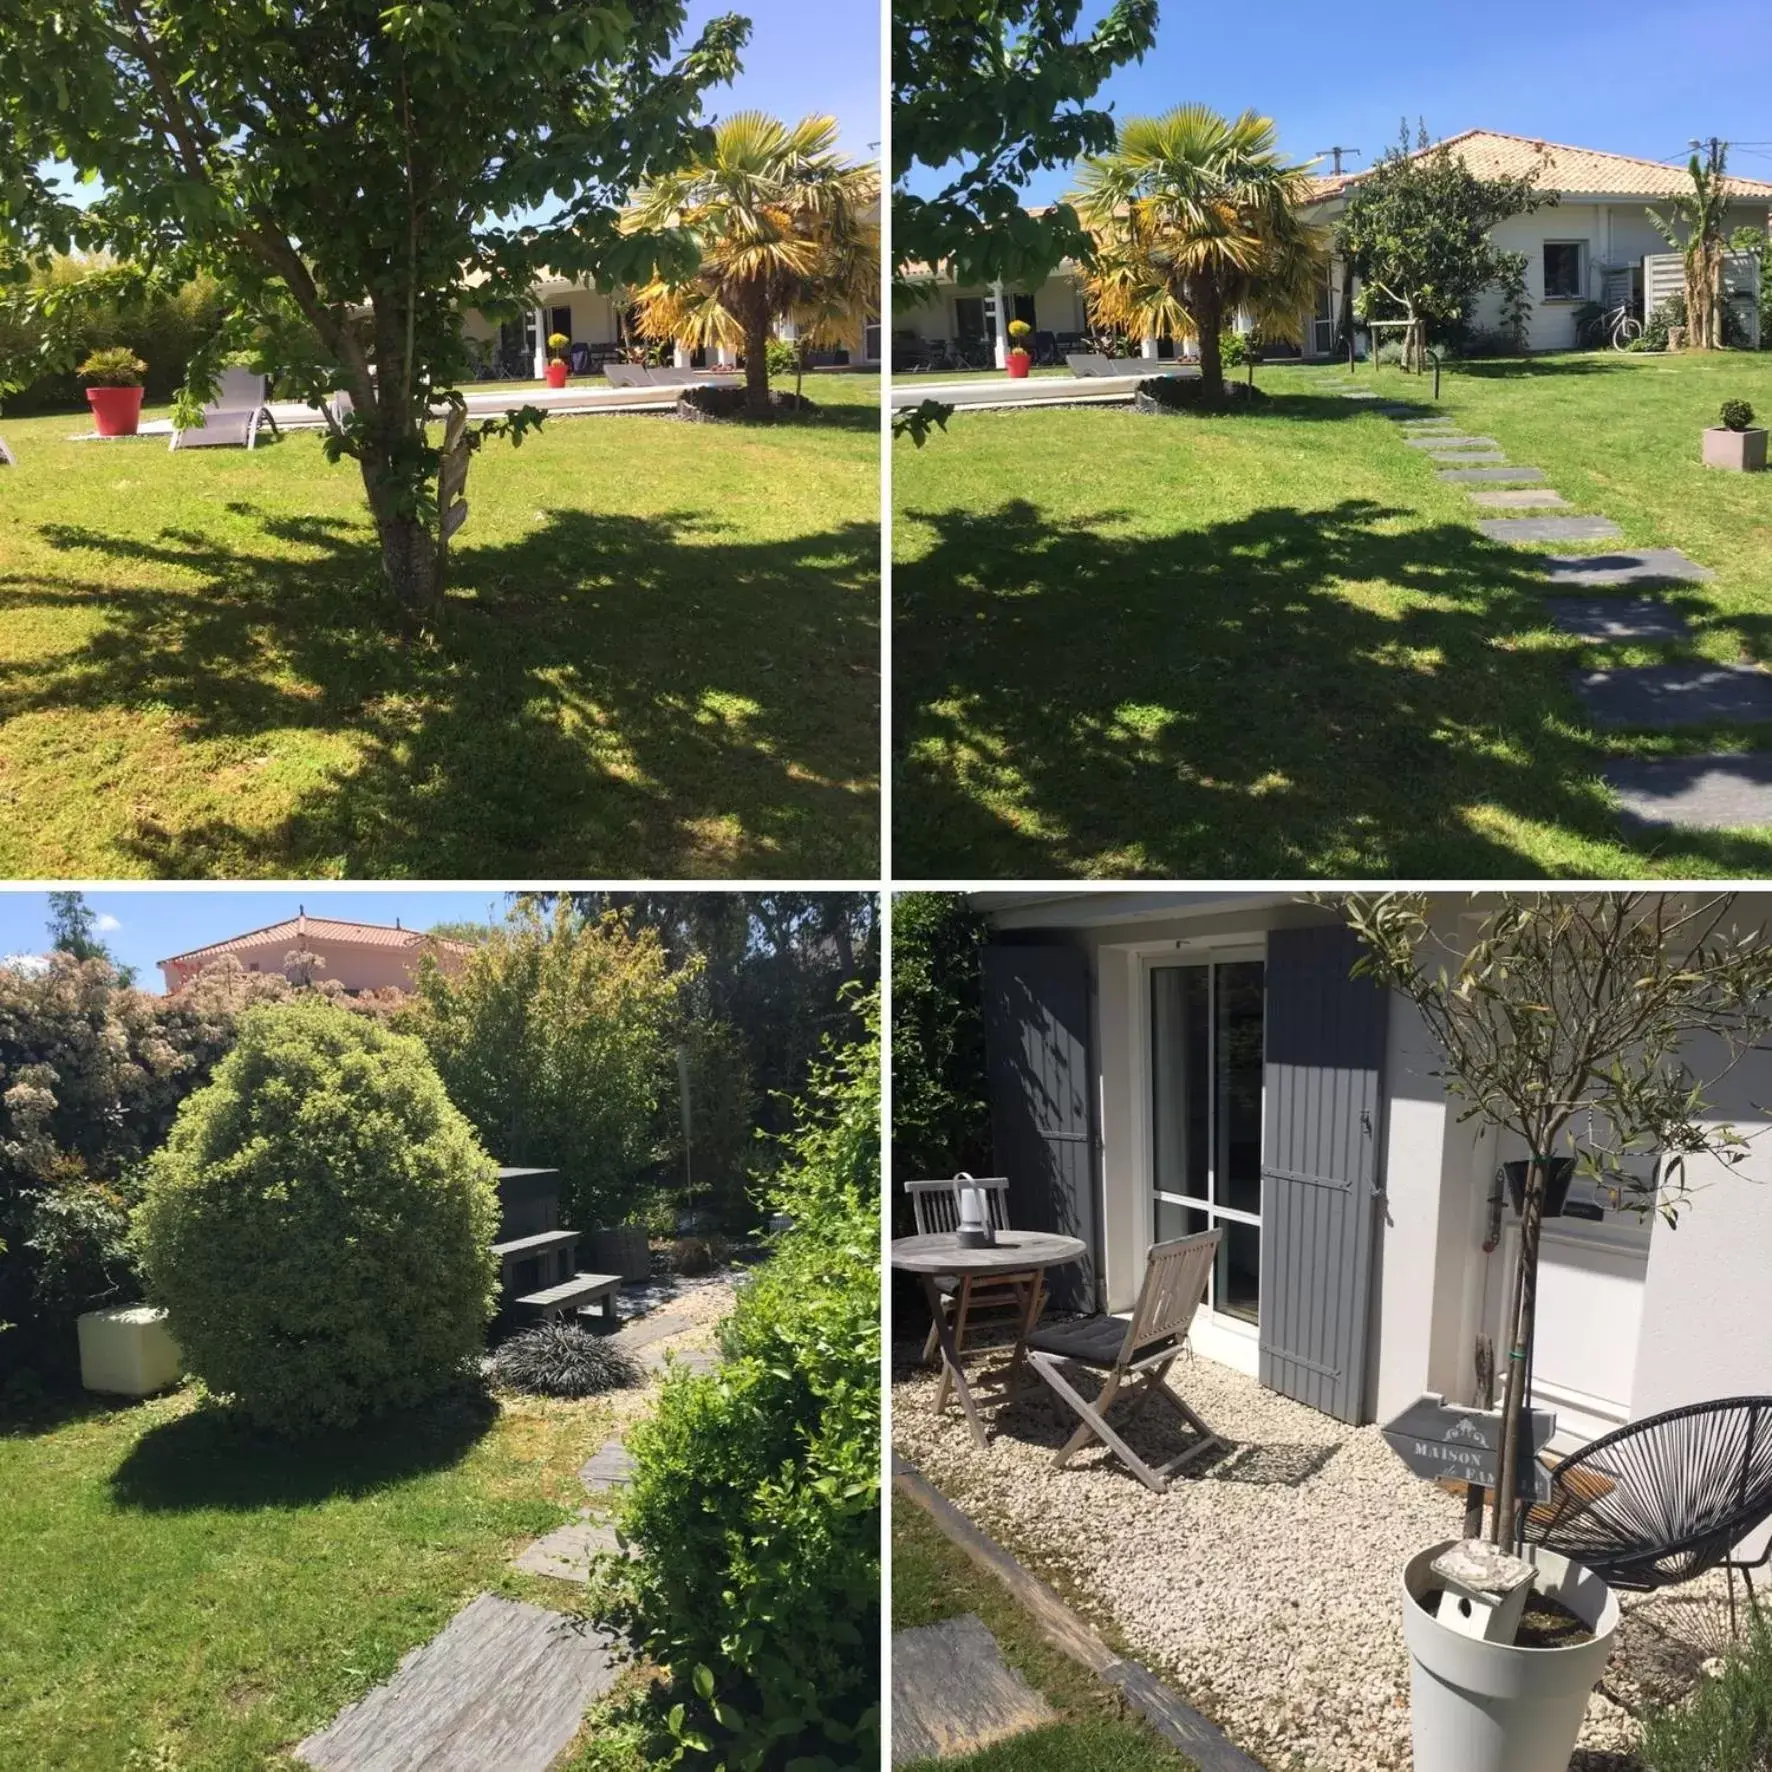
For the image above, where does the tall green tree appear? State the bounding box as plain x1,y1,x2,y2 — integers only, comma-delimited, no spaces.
891,0,1158,290
1072,105,1328,401
45,891,134,986
624,112,880,417
0,0,746,619
1337,127,1547,369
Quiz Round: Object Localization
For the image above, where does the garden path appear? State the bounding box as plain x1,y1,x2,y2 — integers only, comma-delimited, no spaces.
293,1272,734,1769
1365,392,1772,832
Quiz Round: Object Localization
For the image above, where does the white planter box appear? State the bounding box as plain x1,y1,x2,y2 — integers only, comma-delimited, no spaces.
77,1305,182,1396
1702,426,1768,471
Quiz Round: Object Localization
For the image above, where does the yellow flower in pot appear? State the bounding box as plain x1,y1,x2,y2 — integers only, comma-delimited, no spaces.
545,330,572,388
1005,318,1034,379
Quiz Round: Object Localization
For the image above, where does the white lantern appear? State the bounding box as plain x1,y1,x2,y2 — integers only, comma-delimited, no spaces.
955,1173,995,1248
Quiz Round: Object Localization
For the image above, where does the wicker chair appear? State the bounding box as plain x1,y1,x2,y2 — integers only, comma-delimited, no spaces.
1526,1395,1772,1634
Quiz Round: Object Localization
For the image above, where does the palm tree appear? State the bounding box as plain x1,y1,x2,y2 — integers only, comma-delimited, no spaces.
624,112,879,416
1071,106,1328,402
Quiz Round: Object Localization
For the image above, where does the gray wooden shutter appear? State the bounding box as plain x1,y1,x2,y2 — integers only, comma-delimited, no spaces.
981,944,1098,1312
1258,923,1388,1423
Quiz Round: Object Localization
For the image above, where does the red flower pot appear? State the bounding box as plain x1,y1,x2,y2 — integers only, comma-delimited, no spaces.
1006,351,1032,379
86,385,144,437
545,360,570,389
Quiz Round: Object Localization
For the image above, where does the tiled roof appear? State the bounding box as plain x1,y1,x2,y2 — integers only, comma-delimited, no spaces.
161,913,473,968
1312,130,1772,201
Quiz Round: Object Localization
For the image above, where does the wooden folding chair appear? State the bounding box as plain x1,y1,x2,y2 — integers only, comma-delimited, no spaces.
904,1176,1044,1394
1026,1229,1223,1492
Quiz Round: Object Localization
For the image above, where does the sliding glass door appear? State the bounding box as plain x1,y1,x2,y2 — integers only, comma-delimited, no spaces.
1149,957,1265,1324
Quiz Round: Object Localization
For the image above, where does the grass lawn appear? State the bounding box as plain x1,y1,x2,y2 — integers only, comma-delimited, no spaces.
0,1382,617,1770
892,1492,1197,1772
0,375,878,878
894,350,1772,878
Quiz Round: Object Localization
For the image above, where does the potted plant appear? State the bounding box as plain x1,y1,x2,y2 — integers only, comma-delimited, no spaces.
78,346,149,437
1703,398,1767,472
1345,891,1772,1772
544,331,571,389
1005,318,1033,379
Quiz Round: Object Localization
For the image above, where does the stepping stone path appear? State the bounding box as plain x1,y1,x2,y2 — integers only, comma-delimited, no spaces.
579,1438,635,1492
1542,550,1714,587
1371,396,1772,833
1475,515,1623,545
1574,665,1772,729
641,1342,722,1376
1470,489,1571,510
1438,464,1547,483
514,1519,624,1584
295,1593,617,1772
1544,597,1693,642
1607,755,1772,830
891,1614,1055,1766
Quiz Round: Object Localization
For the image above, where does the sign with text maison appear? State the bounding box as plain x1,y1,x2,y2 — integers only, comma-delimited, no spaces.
1382,1393,1556,1502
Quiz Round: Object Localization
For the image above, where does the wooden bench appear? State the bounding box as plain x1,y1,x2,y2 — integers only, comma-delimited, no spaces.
492,1230,580,1266
515,1273,622,1324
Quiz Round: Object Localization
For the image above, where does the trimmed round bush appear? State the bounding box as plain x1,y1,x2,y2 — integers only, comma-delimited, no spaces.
135,1003,500,1434
489,1322,640,1397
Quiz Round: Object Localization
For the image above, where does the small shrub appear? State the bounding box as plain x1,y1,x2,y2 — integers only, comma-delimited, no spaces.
1374,338,1407,366
1571,300,1606,349
1639,1614,1772,1771
669,1234,725,1276
546,331,570,358
490,1322,640,1397
1218,330,1249,367
1005,318,1032,357
764,335,799,377
1720,399,1757,432
135,1003,500,1435
76,346,147,386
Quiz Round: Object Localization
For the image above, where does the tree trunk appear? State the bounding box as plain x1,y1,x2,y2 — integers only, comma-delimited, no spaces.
1493,1157,1546,1550
1195,286,1226,401
360,457,442,621
744,310,772,417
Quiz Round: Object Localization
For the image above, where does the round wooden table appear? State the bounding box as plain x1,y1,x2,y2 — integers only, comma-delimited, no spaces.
892,1230,1087,1447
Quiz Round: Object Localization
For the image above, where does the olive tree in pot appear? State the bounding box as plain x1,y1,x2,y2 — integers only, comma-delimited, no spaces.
1703,399,1767,472
1344,891,1772,1772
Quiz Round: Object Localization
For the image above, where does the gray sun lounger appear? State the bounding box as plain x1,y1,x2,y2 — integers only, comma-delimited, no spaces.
169,366,279,451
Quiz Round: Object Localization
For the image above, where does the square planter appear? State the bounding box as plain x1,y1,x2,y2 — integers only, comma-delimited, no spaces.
1703,426,1768,472
78,1304,181,1396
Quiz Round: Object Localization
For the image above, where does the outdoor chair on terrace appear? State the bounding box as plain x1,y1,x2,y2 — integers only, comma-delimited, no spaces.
1524,1395,1772,1635
1064,352,1119,378
905,1176,1042,1365
1027,1229,1224,1493
168,367,279,451
602,363,652,388
568,342,592,374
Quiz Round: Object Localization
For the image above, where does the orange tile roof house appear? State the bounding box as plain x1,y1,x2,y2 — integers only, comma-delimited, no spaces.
896,129,1772,363
159,911,473,995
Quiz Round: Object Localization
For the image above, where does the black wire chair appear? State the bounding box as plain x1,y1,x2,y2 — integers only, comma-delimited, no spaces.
1526,1396,1772,1636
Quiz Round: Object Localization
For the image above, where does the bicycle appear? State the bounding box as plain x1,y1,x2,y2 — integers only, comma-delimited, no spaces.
1578,303,1643,351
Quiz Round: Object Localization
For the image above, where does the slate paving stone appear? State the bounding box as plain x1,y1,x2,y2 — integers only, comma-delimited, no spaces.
578,1439,635,1491
1607,754,1772,829
1541,549,1714,587
1573,664,1772,729
640,1342,722,1375
513,1520,624,1584
1338,390,1381,399
1470,489,1572,509
295,1592,617,1772
613,1306,699,1352
1477,515,1623,544
1543,596,1692,642
891,1615,1056,1766
1438,465,1548,483
1404,435,1499,448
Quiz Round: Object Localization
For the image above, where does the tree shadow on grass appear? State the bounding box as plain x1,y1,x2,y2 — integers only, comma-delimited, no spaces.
892,495,1772,878
0,504,878,878
109,1383,498,1512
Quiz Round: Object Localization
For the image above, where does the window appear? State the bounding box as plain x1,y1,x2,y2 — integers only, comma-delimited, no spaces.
953,296,987,341
1542,242,1584,300
1149,958,1265,1325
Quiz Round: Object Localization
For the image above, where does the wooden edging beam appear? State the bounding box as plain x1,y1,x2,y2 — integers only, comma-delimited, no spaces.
892,1456,1268,1772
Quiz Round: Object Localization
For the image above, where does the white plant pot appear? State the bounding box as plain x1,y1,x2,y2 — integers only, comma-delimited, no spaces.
1401,1541,1618,1772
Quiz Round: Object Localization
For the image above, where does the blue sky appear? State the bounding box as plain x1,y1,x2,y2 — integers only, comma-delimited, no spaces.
0,890,516,995
901,0,1772,204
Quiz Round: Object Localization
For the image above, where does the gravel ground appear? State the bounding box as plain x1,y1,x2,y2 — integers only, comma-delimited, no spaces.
892,1344,1739,1772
